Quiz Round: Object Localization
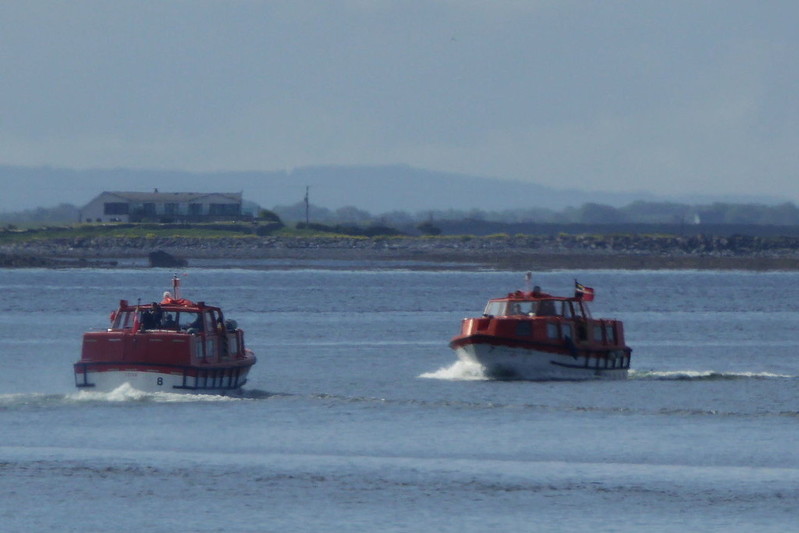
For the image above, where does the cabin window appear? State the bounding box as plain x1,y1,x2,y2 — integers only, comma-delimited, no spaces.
536,300,557,316
576,321,587,341
179,312,204,332
206,339,216,360
484,302,506,317
605,324,616,344
561,323,573,340
162,312,177,330
203,312,216,333
561,302,574,319
547,322,559,339
515,322,533,336
193,339,204,360
507,302,535,315
593,324,604,342
113,311,135,329
228,334,239,356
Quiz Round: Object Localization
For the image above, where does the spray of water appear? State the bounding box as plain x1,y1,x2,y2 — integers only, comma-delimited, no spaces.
70,383,245,402
419,360,488,381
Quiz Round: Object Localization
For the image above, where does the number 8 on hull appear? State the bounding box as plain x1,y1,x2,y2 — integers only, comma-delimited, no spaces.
74,275,257,394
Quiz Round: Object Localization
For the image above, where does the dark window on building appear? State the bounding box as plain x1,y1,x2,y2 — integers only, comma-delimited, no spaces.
104,202,129,215
165,203,178,215
209,203,240,215
189,203,203,215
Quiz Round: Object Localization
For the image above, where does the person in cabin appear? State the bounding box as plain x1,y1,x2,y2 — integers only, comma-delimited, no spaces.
163,314,177,329
187,313,204,332
150,303,163,328
140,309,156,330
536,300,557,316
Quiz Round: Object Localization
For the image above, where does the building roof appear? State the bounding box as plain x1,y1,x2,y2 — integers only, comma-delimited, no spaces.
99,191,242,203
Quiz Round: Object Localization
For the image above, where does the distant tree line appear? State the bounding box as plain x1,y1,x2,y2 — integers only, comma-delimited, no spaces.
271,200,799,227
0,204,80,226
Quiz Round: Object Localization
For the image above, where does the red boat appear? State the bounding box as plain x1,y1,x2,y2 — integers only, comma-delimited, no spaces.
449,275,632,380
74,275,257,394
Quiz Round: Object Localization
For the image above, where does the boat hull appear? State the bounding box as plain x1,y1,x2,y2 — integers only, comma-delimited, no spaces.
453,342,628,381
74,359,255,394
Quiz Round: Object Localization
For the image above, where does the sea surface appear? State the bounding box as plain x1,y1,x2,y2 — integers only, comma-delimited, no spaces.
1,266,797,532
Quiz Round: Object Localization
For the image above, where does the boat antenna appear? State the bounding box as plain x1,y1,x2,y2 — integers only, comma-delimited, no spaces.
524,271,532,292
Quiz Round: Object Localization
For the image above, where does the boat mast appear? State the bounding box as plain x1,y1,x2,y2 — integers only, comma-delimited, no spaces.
172,273,181,300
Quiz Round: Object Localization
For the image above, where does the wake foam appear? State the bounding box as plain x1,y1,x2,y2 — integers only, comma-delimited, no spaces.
419,360,488,381
630,370,795,381
70,383,245,403
0,386,280,409
419,366,795,382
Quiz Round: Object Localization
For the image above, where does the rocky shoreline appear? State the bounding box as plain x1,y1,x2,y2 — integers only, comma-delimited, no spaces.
3,234,799,270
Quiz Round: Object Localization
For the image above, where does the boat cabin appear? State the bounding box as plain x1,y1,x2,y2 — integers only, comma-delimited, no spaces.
483,290,592,321
75,275,256,393
110,299,233,334
456,288,625,349
449,278,631,379
81,296,247,370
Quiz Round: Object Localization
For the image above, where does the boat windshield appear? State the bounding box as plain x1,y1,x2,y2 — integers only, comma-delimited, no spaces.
483,299,567,317
109,309,215,332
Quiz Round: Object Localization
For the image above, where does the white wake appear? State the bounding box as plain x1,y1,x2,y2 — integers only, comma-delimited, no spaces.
70,383,245,402
419,360,488,381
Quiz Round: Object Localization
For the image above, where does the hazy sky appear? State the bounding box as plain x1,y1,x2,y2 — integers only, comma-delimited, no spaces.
2,1,798,204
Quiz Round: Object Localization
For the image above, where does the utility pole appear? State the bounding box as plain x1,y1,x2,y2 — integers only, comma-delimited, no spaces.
304,186,310,226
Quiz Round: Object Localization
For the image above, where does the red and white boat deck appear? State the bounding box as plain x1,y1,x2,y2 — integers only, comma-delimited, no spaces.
449,277,631,380
74,276,257,394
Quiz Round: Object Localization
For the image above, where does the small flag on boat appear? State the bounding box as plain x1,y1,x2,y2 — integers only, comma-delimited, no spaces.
575,280,595,301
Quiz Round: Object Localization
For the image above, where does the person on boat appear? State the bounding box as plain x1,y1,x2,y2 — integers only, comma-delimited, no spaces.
150,303,163,328
163,313,177,330
186,313,204,332
140,309,156,330
536,300,557,316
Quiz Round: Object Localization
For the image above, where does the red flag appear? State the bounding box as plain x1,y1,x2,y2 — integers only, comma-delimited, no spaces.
575,281,595,301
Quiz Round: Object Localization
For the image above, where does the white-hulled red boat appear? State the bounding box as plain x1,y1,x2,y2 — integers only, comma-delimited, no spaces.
74,276,257,394
449,276,632,380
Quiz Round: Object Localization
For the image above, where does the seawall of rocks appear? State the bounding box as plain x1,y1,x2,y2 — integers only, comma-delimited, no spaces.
3,234,799,270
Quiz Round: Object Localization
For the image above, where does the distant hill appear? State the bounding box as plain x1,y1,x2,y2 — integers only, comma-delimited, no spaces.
0,163,786,214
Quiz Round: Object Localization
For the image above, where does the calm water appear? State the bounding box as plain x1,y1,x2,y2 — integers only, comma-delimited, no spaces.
1,266,797,533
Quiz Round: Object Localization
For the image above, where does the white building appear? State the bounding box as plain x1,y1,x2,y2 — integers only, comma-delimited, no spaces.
81,191,244,223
